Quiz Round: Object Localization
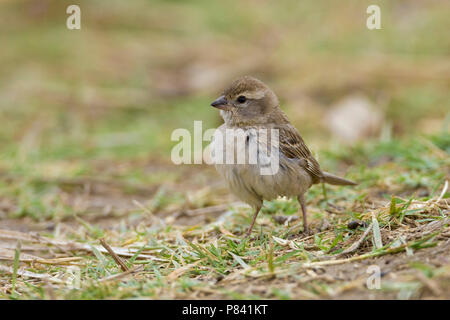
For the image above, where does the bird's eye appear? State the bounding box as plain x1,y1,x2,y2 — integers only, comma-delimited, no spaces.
237,95,246,103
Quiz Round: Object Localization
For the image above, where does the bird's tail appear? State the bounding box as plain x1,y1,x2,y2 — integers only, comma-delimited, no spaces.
322,171,357,186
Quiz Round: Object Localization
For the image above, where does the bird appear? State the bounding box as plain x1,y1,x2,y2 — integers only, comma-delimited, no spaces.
209,76,357,237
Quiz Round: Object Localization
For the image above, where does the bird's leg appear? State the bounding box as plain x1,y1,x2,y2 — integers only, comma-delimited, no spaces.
297,194,309,234
246,206,261,237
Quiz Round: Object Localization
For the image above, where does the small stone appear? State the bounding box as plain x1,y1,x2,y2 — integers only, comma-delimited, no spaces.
325,94,383,143
347,220,362,230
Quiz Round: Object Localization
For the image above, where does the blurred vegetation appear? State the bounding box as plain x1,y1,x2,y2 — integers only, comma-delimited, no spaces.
1,0,448,162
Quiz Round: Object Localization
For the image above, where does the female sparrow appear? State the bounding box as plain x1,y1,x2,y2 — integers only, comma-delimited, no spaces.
210,76,356,236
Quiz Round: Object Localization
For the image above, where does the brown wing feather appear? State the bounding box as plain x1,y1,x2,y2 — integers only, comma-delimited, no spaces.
277,124,323,183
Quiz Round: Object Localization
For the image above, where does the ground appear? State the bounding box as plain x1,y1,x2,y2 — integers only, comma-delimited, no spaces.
0,136,449,299
0,0,449,299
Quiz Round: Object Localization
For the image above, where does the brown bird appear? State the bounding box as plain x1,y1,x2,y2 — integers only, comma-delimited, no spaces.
210,76,356,236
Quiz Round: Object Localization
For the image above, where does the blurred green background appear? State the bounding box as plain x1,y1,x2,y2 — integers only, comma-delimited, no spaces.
0,0,448,220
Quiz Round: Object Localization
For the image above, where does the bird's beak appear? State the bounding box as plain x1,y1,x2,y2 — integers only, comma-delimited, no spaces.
210,95,230,110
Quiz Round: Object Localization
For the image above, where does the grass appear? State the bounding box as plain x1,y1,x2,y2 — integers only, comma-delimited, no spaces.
0,0,449,299
0,132,448,299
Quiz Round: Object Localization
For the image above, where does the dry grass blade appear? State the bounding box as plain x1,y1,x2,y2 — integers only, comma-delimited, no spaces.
11,241,21,296
0,229,167,262
0,248,82,265
436,180,448,203
99,238,129,272
0,230,38,242
335,223,373,257
99,265,145,283
421,217,450,232
0,264,64,284
167,261,202,281
306,232,437,268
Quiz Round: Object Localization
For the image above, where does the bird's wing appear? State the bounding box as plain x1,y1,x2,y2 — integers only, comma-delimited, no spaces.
277,124,323,183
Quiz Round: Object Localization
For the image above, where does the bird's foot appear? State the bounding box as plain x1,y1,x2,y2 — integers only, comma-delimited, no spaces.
300,225,314,237
244,227,254,239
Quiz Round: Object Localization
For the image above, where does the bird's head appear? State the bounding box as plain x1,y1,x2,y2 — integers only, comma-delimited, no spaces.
211,76,279,125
